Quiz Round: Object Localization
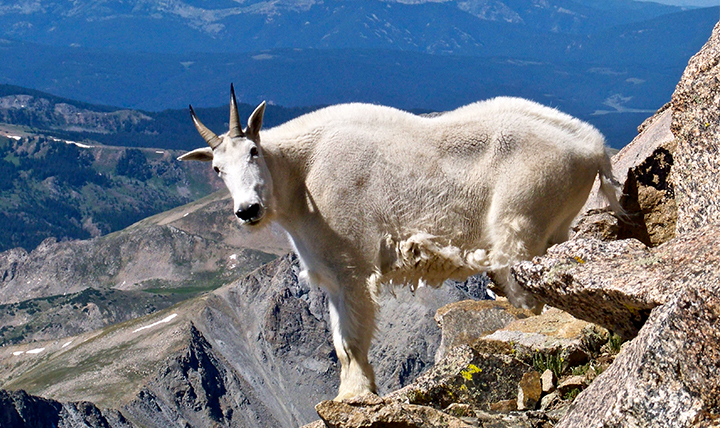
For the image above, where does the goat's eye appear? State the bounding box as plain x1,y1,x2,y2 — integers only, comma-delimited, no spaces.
250,147,259,158
213,166,220,174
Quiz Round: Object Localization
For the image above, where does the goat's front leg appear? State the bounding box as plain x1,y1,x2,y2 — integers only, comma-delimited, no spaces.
325,281,377,400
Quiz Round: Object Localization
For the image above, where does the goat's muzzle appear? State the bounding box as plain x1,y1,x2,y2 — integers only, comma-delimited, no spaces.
236,203,264,225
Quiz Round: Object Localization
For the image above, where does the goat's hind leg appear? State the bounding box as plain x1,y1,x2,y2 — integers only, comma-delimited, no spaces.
487,214,545,314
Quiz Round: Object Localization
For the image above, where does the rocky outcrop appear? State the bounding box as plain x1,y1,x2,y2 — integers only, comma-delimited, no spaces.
0,389,131,428
671,21,720,234
308,300,614,428
507,20,720,427
513,22,720,337
388,343,532,410
513,231,712,339
574,105,676,246
557,284,720,427
433,298,533,362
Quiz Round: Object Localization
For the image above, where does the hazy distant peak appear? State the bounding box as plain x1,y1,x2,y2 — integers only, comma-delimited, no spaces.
456,0,524,23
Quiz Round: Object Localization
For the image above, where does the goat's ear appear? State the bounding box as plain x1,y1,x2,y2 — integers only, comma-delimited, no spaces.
246,101,266,142
177,147,214,162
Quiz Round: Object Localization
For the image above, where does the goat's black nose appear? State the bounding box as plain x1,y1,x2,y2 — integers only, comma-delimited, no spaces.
236,203,262,222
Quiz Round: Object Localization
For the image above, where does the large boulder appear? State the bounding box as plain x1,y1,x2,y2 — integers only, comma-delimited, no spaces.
671,21,720,234
514,21,720,338
556,283,720,427
433,298,534,362
513,224,720,339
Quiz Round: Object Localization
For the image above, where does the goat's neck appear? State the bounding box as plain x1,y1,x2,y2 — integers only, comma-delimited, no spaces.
262,134,315,227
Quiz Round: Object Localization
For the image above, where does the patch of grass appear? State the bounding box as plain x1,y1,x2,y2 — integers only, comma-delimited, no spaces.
141,272,228,297
571,363,590,376
563,387,581,401
606,333,625,354
532,352,565,379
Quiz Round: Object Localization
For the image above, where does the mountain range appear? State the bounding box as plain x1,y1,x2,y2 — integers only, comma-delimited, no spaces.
1,4,719,427
0,86,320,252
0,1,717,149
0,0,683,54
0,184,485,427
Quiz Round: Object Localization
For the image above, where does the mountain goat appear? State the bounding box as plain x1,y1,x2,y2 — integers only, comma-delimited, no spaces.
179,86,622,400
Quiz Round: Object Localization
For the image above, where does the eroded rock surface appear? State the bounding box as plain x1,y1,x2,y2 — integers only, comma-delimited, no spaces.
516,216,720,340
433,298,533,362
557,285,720,427
671,21,720,234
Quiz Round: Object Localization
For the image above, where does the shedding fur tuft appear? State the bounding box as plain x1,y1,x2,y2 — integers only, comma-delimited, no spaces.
376,233,492,291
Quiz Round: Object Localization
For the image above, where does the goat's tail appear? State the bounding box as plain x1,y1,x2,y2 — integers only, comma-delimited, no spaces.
598,148,626,218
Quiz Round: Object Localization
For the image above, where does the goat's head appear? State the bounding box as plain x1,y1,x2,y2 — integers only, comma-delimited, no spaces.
178,85,272,226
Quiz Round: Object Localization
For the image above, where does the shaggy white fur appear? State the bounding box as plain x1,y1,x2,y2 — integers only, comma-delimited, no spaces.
180,94,622,400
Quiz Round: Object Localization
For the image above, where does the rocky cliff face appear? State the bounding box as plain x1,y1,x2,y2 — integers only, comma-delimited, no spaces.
0,190,283,345
0,389,132,428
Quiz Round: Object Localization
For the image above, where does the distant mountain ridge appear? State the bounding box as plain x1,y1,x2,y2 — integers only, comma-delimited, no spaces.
0,3,716,151
0,0,681,55
0,84,316,149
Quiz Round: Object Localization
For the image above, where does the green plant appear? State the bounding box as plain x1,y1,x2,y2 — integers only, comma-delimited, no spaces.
595,365,606,376
571,363,590,376
563,387,581,401
532,352,565,379
607,333,624,354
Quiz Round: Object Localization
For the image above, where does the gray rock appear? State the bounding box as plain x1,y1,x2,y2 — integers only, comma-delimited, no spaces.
671,21,720,234
556,284,720,427
433,298,534,363
313,395,475,428
570,208,622,243
444,403,476,418
513,223,720,339
540,391,560,411
541,369,556,394
480,307,603,365
475,409,555,428
556,375,586,396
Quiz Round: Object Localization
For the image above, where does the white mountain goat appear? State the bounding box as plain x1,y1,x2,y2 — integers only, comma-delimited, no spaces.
179,86,622,400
